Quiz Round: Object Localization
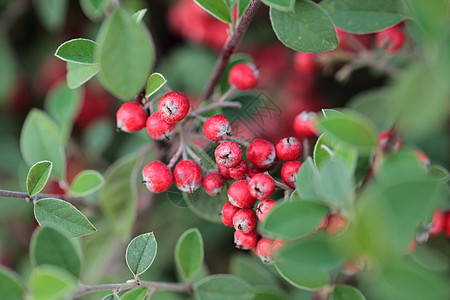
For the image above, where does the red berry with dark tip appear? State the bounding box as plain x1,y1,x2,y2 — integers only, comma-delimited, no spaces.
256,237,275,264
221,201,240,227
173,160,203,193
248,173,275,200
116,102,147,132
146,112,176,140
233,208,257,233
247,139,276,169
158,92,190,123
227,180,256,208
218,164,233,180
256,199,276,222
203,114,231,142
202,172,224,196
376,26,405,53
234,231,258,250
228,63,258,91
276,137,301,161
429,209,445,237
325,214,347,236
293,111,318,138
142,161,173,193
378,130,403,151
229,160,248,180
281,161,302,188
215,141,242,168
294,52,317,75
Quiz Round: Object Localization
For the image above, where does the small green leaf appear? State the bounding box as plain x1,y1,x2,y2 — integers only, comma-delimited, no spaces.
275,261,329,290
314,133,358,171
270,0,338,52
55,39,98,64
195,274,255,300
262,0,295,11
428,165,450,182
121,287,148,300
29,266,76,300
80,0,110,21
332,285,366,300
193,0,232,23
238,0,251,18
0,267,25,300
102,294,121,300
126,232,157,276
27,161,53,196
69,170,105,197
34,198,97,238
295,157,321,201
146,73,167,97
133,9,147,23
67,62,99,89
30,227,82,278
33,0,68,31
229,255,279,289
175,228,204,281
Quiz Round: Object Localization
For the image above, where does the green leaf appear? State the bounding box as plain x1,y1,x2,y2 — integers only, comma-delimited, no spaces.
30,227,82,278
133,9,147,23
331,285,365,300
33,0,68,31
69,170,105,197
321,0,409,34
126,232,157,276
175,228,204,281
193,0,232,23
80,0,110,21
67,62,99,88
262,0,295,11
27,161,53,196
0,38,17,104
295,157,321,201
428,165,450,182
96,8,155,100
261,201,329,240
146,73,167,97
29,266,76,300
102,294,121,300
82,119,115,155
406,0,450,40
238,0,251,18
270,0,338,52
0,267,25,300
229,255,279,289
313,133,358,171
121,287,148,300
275,261,329,290
55,39,98,64
195,274,255,300
34,198,97,238
20,109,65,179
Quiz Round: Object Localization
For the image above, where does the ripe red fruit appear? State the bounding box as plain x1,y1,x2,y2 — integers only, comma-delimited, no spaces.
227,180,256,208
234,231,258,250
443,211,450,238
116,102,147,132
256,199,276,222
256,237,275,264
229,160,249,180
202,172,224,196
233,208,257,233
173,160,203,193
377,130,403,151
142,161,173,193
146,112,176,140
429,209,445,237
293,52,317,75
324,214,347,236
293,111,318,138
215,141,242,168
248,173,275,200
158,92,190,123
218,164,233,180
376,26,405,53
247,139,276,169
275,137,301,161
221,201,240,226
203,114,231,141
228,63,258,91
281,161,302,188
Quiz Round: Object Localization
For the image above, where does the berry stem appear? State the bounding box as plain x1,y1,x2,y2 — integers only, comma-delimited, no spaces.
167,143,184,169
214,86,236,103
196,101,242,115
273,179,292,191
186,146,208,173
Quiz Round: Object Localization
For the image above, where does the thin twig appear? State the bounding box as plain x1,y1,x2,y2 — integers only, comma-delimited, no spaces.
196,101,242,115
228,135,250,147
186,146,208,173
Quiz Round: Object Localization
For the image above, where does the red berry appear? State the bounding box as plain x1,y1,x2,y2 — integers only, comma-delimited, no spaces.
281,161,302,188
256,238,275,264
116,102,147,132
377,131,403,151
293,111,318,138
271,239,286,255
227,180,256,208
248,173,275,200
256,199,276,222
146,112,176,140
218,164,233,180
234,231,258,249
202,172,224,196
215,141,242,168
158,92,190,123
142,161,173,193
228,63,258,91
173,160,203,193
376,26,405,53
324,214,347,236
293,52,317,75
443,211,450,238
275,137,301,161
429,209,445,237
248,166,262,178
221,201,240,226
247,139,276,169
203,114,231,142
229,160,249,180
233,208,257,233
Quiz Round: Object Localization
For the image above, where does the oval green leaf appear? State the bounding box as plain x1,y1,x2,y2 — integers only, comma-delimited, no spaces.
126,232,157,276
30,227,82,277
238,0,251,18
67,62,99,89
195,274,255,300
102,294,121,300
80,0,110,21
133,9,148,23
55,38,98,64
33,0,68,32
332,285,366,300
229,255,279,289
29,266,76,300
121,287,148,300
70,170,105,197
314,133,357,171
193,0,232,23
275,261,329,290
175,228,204,281
27,161,53,196
262,0,295,11
0,267,25,300
295,157,321,202
270,0,338,52
34,198,97,238
146,73,167,97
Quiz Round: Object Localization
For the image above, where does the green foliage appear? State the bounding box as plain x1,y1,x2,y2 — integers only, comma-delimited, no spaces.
69,170,105,197
295,157,321,201
193,0,232,23
121,287,148,300
331,285,365,300
33,0,68,31
66,62,99,89
238,0,251,18
0,38,17,104
29,266,77,300
55,39,98,64
175,228,204,281
262,0,295,11
26,160,52,196
126,232,157,276
0,267,25,300
146,73,167,97
195,274,255,300
80,0,111,21
314,133,357,171
102,294,121,300
133,9,148,23
229,255,279,289
274,261,329,291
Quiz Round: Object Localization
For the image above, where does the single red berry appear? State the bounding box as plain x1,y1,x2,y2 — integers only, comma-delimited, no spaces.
227,180,256,208
275,137,301,161
221,201,240,227
218,164,233,180
378,131,403,151
272,239,286,256
293,52,317,75
248,166,263,178
293,111,318,138
234,231,258,250
229,160,248,180
215,141,242,168
233,208,257,233
173,160,203,193
203,114,231,142
228,63,258,91
376,26,405,53
281,161,302,188
248,173,275,200
412,150,430,170
202,172,224,196
158,92,190,123
324,214,347,236
116,102,147,132
429,209,445,237
443,211,450,238
256,199,276,222
247,139,276,169
146,112,176,140
142,161,173,193
256,237,275,264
